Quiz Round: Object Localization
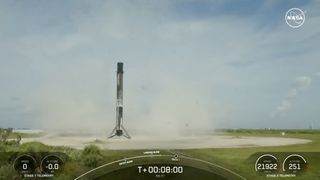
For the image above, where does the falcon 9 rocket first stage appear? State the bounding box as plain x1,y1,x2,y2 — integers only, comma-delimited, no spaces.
108,62,131,139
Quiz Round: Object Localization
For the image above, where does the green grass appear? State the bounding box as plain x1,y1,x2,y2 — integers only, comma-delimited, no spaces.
178,130,320,180
0,129,319,179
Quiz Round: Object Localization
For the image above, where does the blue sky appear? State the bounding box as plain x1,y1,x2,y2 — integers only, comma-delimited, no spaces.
0,0,319,133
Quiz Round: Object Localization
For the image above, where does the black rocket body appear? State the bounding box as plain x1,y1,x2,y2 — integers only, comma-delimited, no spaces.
109,62,131,139
116,63,123,131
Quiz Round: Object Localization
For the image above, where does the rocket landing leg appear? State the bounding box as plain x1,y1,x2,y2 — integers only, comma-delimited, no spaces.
108,126,117,138
121,125,131,139
108,125,131,139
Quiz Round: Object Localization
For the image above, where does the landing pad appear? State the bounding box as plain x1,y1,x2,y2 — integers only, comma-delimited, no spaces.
21,135,311,150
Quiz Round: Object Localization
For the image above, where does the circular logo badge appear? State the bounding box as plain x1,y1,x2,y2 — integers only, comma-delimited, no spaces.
285,8,305,28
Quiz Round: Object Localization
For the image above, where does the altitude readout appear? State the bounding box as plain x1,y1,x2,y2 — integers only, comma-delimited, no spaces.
41,155,63,174
137,165,183,174
283,154,307,174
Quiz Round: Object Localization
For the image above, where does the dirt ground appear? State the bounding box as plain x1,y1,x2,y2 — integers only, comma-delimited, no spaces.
21,134,311,150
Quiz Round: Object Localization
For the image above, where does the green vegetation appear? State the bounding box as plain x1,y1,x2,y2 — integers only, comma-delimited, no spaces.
0,129,319,179
180,129,320,180
0,128,21,145
0,140,142,179
81,145,103,167
216,128,320,136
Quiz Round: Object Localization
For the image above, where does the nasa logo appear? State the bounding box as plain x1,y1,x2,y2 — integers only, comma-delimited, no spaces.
285,8,305,28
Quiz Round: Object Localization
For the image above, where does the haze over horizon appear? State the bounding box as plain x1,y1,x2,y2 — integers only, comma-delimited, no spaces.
0,0,320,133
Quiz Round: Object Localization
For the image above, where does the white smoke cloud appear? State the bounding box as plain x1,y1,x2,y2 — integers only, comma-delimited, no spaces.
131,80,214,137
294,76,312,89
272,76,312,118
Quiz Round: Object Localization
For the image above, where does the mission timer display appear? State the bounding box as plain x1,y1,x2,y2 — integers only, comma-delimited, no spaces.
137,165,183,174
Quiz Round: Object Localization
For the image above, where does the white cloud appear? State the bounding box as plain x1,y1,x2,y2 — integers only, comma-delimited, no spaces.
295,76,312,89
276,100,292,112
285,89,297,99
272,75,312,118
